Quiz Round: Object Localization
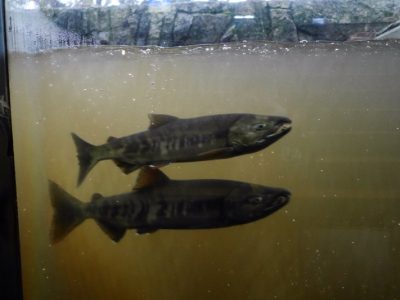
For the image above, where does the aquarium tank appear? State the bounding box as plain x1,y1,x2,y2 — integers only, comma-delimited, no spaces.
1,0,400,299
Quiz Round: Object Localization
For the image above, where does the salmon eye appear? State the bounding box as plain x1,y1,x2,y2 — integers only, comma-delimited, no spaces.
253,123,267,131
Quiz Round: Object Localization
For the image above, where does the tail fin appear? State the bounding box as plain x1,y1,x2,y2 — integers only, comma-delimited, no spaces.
49,181,87,244
71,133,98,186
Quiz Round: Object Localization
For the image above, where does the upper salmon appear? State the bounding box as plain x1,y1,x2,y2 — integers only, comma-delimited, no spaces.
72,113,292,186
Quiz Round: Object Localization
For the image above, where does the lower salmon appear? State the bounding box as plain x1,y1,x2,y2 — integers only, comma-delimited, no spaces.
49,167,290,244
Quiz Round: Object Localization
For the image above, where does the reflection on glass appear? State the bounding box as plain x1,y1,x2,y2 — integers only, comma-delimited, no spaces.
50,167,291,243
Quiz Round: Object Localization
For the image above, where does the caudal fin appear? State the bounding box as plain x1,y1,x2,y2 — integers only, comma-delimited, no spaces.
71,133,98,186
49,181,87,244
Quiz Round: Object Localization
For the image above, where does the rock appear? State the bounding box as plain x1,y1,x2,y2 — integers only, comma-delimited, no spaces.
221,24,238,43
135,5,151,46
291,0,400,41
173,13,193,45
268,0,292,10
186,13,232,45
147,4,175,46
147,12,163,45
270,8,298,42
292,0,400,25
175,2,226,14
159,9,176,47
32,0,399,50
51,9,86,36
108,7,138,45
229,1,270,42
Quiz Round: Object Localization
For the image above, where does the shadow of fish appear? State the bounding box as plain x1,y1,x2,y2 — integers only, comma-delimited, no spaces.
49,167,291,244
72,113,292,186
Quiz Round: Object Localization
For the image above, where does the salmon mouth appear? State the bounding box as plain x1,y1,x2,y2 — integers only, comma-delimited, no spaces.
267,122,292,138
264,191,291,212
276,191,291,205
255,122,291,144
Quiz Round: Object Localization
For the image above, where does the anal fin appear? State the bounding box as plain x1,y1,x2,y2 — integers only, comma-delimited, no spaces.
95,220,126,242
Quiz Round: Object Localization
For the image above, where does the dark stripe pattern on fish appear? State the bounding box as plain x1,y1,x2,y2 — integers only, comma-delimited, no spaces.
49,168,291,244
72,113,292,186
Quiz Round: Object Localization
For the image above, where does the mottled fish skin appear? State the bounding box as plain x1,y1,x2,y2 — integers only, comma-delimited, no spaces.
72,113,292,186
49,168,291,243
105,115,234,165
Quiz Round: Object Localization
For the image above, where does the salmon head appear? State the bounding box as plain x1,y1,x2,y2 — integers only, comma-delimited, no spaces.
225,184,290,223
228,115,292,152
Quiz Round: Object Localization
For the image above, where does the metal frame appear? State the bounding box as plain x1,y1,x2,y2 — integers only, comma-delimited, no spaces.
0,0,23,299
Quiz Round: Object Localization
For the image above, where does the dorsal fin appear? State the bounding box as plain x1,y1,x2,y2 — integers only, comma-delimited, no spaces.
133,167,169,190
91,193,103,202
148,114,179,129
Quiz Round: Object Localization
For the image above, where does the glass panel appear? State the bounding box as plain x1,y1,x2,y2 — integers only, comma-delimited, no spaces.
5,1,400,299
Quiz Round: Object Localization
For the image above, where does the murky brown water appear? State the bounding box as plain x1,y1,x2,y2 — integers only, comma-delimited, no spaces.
9,41,400,300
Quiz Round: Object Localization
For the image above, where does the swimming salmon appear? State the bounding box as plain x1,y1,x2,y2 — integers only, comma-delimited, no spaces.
72,113,292,186
49,167,290,244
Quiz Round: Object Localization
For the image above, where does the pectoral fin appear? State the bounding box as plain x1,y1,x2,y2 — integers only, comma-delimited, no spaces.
95,220,126,242
197,147,234,160
149,162,169,168
136,227,158,234
112,159,141,174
